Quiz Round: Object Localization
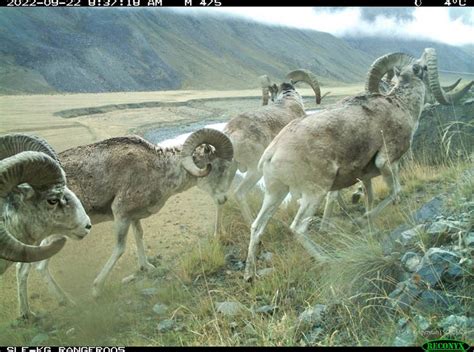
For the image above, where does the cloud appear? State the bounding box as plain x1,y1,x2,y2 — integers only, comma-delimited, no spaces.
169,7,474,46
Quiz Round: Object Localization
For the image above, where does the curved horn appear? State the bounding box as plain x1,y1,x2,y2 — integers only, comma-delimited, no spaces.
259,75,272,106
0,225,66,262
286,69,322,104
181,128,234,178
424,48,474,105
0,151,65,197
0,133,60,163
442,78,462,92
366,52,415,94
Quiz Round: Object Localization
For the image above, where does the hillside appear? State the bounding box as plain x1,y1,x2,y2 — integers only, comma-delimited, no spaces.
345,37,474,74
1,9,473,94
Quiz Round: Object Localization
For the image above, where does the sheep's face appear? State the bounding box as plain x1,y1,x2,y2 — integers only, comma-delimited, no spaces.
269,84,279,102
398,63,427,85
4,184,91,242
194,145,237,205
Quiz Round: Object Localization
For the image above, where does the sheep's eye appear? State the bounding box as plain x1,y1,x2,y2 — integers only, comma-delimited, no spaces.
47,199,59,205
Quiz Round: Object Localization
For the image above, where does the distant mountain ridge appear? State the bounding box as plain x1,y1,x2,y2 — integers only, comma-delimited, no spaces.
0,8,473,94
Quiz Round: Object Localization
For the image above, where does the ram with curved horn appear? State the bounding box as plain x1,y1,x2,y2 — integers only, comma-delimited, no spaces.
0,133,91,319
50,129,234,297
223,69,320,227
376,56,471,105
242,49,445,282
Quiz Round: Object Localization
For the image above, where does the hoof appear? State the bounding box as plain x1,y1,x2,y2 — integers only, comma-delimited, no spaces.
91,286,101,299
140,262,156,272
19,310,39,322
243,274,254,283
122,273,138,284
59,297,76,307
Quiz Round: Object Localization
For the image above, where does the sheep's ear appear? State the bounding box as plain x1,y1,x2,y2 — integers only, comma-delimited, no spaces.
16,184,35,200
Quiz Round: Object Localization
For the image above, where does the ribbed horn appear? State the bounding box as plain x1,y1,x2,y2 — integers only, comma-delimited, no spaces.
0,151,65,197
0,225,66,263
0,133,60,163
366,52,415,94
181,128,234,177
286,69,322,104
443,78,462,92
259,75,272,106
424,48,474,105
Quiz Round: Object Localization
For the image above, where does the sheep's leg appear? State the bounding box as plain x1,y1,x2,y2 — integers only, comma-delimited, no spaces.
363,179,374,210
34,236,74,306
213,202,224,237
320,191,339,232
290,194,327,260
132,220,155,272
359,158,400,224
16,262,34,320
244,183,288,282
234,169,263,225
92,218,131,297
36,258,75,306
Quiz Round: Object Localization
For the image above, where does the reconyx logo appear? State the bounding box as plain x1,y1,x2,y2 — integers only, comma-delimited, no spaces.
422,339,471,352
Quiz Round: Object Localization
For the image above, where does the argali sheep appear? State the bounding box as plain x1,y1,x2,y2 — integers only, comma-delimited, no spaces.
224,69,321,226
39,129,234,297
243,48,451,282
0,133,91,319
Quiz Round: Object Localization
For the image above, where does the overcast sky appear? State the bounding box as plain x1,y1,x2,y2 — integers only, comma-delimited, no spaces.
171,7,474,46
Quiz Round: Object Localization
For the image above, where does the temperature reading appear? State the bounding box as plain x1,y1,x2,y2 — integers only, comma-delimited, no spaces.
444,0,467,5
199,0,221,6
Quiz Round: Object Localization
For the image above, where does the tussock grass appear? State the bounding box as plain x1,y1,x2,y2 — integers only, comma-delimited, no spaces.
176,238,226,283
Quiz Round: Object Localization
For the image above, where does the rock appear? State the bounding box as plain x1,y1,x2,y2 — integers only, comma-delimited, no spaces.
254,305,277,315
216,301,244,316
414,290,460,314
152,303,168,315
415,248,463,287
387,280,422,312
260,251,273,262
141,287,159,297
413,196,445,224
427,220,461,236
225,253,244,271
397,225,426,247
301,327,324,345
393,318,416,346
401,252,422,272
157,319,175,332
413,315,430,331
257,268,274,277
464,232,474,248
298,304,327,327
30,333,49,345
438,315,474,336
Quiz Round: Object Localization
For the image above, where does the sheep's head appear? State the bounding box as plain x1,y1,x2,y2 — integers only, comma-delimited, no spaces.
259,69,322,105
4,183,91,242
180,128,236,205
366,49,474,105
0,134,92,263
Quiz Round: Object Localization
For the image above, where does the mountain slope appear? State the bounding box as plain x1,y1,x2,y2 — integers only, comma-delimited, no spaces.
1,9,473,94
